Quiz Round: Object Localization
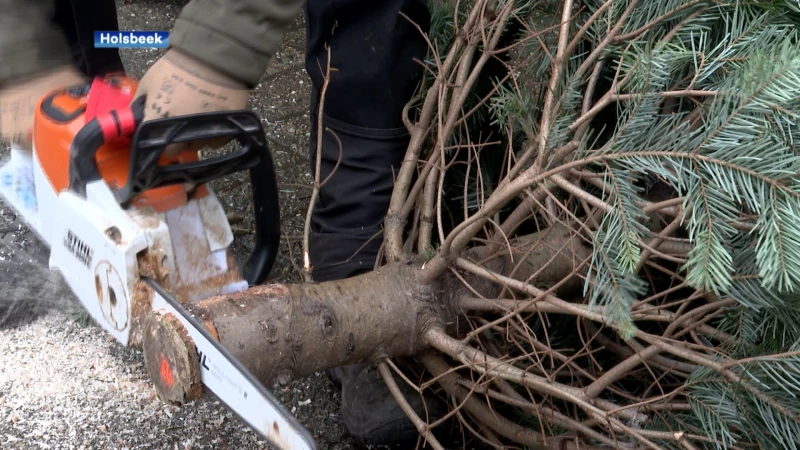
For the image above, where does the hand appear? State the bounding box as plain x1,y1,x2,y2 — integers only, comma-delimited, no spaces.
0,66,88,151
133,48,251,157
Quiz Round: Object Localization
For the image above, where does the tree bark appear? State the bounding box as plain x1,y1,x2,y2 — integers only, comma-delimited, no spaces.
143,260,447,399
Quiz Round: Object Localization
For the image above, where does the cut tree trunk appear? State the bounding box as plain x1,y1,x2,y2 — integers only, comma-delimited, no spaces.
143,260,444,401
142,223,588,404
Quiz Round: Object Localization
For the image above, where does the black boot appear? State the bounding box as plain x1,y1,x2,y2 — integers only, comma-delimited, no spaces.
326,362,449,446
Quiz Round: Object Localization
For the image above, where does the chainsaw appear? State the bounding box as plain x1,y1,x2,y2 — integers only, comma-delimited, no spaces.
0,74,317,450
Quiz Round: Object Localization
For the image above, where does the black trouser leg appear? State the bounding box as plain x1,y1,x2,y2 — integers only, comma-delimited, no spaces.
304,0,430,282
303,2,450,445
53,0,125,78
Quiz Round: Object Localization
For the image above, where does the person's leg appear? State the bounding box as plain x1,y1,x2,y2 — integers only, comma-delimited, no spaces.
304,0,429,281
303,0,446,444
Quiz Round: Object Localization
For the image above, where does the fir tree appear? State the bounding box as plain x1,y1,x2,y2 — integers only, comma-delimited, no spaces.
404,0,800,447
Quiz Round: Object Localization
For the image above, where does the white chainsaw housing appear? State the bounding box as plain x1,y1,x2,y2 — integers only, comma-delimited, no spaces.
2,143,248,347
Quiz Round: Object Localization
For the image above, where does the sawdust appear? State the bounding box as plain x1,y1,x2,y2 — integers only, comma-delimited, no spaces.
203,319,221,343
136,248,170,288
160,197,244,303
193,284,291,316
197,194,233,254
128,207,162,230
172,250,244,303
242,284,291,298
0,313,280,450
128,280,154,349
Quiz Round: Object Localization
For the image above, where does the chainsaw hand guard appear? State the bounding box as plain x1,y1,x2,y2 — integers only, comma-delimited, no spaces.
66,90,281,287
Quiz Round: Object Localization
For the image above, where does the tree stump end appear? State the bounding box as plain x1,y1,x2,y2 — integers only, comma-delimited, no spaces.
142,309,203,405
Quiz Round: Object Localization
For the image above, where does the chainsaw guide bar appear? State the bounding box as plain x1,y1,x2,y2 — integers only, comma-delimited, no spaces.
145,277,317,450
0,74,318,449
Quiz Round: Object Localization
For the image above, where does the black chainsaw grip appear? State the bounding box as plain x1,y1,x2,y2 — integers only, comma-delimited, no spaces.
242,150,281,286
123,107,281,286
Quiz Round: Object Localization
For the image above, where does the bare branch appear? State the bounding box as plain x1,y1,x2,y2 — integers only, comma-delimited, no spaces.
376,361,446,450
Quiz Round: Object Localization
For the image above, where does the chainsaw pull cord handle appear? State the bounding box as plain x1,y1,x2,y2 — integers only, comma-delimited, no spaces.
67,95,281,287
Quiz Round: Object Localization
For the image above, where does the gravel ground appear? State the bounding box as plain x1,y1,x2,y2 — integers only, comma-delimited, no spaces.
0,1,402,449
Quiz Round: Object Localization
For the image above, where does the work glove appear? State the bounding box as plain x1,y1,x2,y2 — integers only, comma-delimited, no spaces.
133,48,251,157
0,65,88,151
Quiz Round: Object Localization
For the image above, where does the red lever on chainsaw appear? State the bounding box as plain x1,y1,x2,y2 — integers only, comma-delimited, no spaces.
83,76,139,142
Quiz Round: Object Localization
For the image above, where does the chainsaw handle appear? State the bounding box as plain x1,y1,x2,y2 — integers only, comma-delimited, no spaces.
67,97,281,286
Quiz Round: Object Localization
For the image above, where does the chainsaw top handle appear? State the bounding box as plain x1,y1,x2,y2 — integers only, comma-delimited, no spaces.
66,94,281,287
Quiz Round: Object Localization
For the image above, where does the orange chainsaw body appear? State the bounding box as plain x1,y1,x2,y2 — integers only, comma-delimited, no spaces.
33,74,207,212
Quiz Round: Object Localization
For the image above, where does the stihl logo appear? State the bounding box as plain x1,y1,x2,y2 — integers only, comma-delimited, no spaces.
196,346,211,371
194,344,249,399
64,230,94,268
